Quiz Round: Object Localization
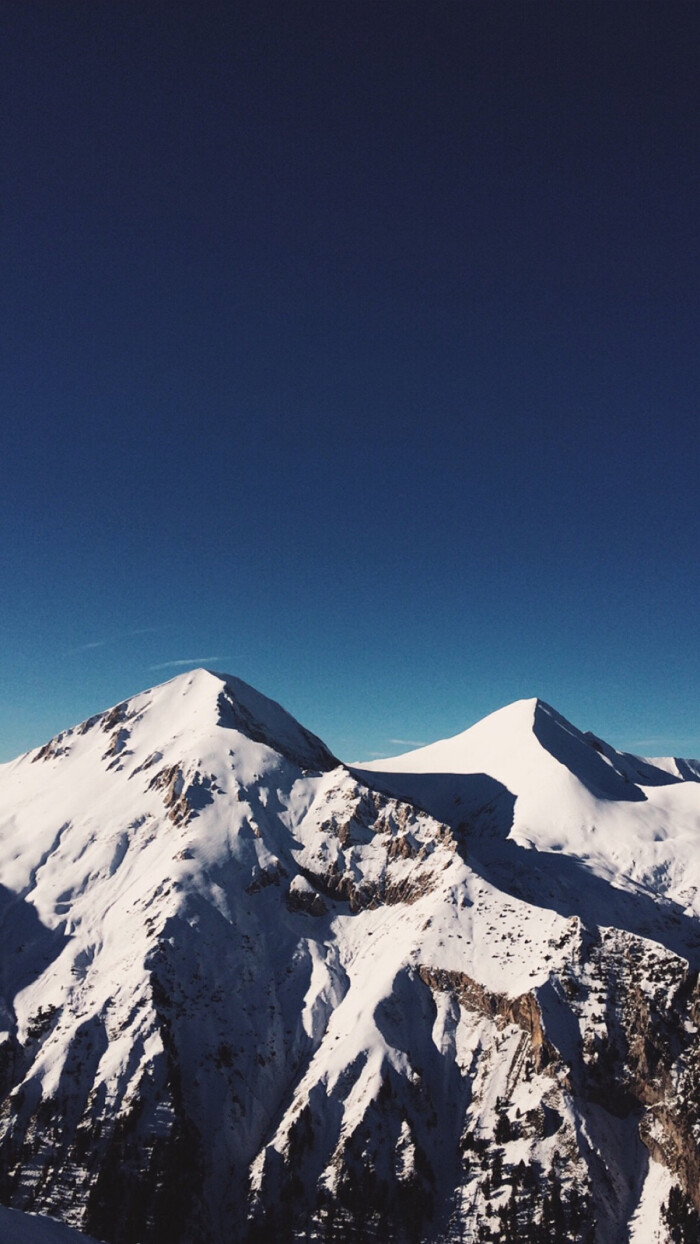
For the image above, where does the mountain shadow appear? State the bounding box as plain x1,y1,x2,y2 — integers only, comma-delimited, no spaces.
0,885,69,1017
356,766,700,968
533,701,649,802
469,837,700,968
350,768,517,840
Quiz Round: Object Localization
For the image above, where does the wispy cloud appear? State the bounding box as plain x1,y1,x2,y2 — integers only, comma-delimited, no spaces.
149,657,222,671
628,737,672,749
67,625,167,655
629,736,699,754
66,639,108,654
387,738,426,748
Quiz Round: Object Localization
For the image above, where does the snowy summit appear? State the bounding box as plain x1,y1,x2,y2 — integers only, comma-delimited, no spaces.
1,669,699,1244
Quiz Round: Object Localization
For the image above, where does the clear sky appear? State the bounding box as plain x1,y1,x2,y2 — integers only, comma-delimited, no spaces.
2,1,699,764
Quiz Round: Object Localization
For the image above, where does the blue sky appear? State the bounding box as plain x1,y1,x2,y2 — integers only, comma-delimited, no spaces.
2,2,699,763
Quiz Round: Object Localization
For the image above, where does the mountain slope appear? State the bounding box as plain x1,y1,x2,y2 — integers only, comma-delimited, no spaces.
356,697,700,919
0,1206,102,1244
1,674,699,1243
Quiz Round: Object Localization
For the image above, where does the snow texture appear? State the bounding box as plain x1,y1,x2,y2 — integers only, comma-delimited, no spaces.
0,671,699,1243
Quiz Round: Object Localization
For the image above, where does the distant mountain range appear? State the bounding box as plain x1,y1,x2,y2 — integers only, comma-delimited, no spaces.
1,669,699,1244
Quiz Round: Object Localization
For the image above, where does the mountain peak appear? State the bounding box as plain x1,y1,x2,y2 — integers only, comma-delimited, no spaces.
3,672,700,1243
357,695,546,775
28,667,338,779
355,693,700,857
208,670,338,772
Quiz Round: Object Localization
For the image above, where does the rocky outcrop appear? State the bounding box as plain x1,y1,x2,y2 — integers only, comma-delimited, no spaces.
418,966,557,1072
147,765,216,825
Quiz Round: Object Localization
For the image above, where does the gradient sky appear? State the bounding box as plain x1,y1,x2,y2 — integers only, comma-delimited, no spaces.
2,1,699,763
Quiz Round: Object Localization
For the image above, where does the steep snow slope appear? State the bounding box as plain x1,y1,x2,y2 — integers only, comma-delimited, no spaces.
1,674,699,1244
0,1205,102,1243
357,698,700,918
0,670,473,1242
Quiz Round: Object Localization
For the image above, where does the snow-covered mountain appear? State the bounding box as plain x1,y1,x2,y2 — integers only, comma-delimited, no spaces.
1,672,699,1244
0,1205,100,1244
356,697,700,934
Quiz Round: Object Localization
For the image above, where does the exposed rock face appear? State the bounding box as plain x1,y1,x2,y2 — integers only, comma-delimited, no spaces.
286,875,328,916
418,967,557,1072
147,763,218,826
1,671,700,1243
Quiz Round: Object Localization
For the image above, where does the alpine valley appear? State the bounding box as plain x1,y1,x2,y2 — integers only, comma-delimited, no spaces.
1,669,700,1244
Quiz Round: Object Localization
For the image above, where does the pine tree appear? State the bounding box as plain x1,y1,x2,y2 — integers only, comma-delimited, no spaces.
661,1185,700,1244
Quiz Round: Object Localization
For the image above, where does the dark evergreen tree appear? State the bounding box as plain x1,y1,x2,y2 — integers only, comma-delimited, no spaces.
491,1150,503,1188
661,1185,700,1244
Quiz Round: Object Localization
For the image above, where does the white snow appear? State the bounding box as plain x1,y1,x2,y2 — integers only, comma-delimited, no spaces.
0,1206,102,1243
1,669,698,1242
357,696,700,919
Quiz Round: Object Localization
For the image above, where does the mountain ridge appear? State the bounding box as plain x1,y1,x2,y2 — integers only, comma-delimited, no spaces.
1,670,699,1243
